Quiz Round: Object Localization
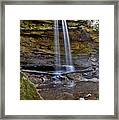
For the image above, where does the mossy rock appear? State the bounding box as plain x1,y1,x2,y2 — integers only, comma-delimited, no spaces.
20,72,43,100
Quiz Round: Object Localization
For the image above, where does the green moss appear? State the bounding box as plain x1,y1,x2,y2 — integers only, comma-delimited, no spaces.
20,20,53,31
20,72,43,100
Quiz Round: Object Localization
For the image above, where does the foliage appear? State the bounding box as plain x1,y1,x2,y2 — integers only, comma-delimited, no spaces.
20,72,43,100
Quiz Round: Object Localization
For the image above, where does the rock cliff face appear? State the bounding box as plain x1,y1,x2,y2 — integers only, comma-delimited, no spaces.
20,20,99,67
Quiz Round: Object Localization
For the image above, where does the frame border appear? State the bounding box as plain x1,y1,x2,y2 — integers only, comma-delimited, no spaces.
0,0,118,119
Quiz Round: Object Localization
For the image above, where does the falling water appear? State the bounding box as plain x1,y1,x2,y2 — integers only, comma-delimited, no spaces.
54,20,61,72
53,20,75,88
62,20,75,72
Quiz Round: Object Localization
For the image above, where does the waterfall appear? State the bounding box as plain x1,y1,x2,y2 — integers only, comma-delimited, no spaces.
54,20,61,72
54,20,75,73
62,20,75,72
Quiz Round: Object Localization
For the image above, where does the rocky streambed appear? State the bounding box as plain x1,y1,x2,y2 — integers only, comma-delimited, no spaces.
21,57,99,100
22,71,99,100
21,53,99,100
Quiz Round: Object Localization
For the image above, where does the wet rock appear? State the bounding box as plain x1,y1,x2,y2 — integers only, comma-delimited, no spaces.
37,83,54,89
28,76,43,84
62,77,70,85
51,75,68,86
66,73,82,81
41,76,51,84
82,72,93,79
66,80,76,89
81,78,98,82
84,93,97,100
62,92,74,100
51,75,62,81
90,57,98,62
73,92,80,100
86,93,91,97
79,92,85,98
